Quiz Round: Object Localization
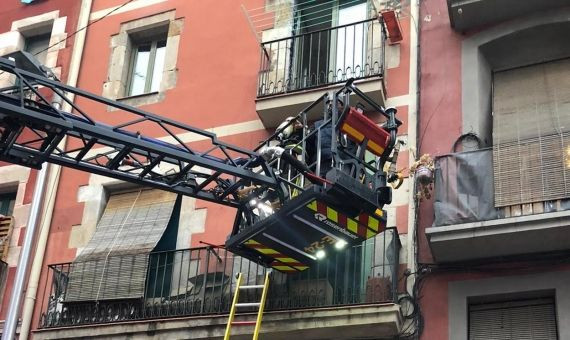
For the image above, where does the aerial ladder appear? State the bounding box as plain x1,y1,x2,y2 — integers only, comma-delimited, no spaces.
0,51,401,274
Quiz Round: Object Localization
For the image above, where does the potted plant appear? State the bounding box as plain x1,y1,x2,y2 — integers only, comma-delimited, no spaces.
410,154,435,200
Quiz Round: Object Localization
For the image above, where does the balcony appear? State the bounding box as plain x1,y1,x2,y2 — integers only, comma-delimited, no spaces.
426,149,570,262
256,18,386,127
35,230,401,339
447,0,570,32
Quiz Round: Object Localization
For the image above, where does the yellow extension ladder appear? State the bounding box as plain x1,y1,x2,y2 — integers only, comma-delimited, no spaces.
224,272,270,340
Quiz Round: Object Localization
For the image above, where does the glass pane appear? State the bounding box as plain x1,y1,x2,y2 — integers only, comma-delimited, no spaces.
150,40,167,93
25,32,52,65
129,44,151,96
0,192,17,216
336,3,367,78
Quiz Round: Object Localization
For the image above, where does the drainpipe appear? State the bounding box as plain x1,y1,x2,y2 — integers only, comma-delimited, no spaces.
407,0,420,292
16,1,93,338
3,165,49,340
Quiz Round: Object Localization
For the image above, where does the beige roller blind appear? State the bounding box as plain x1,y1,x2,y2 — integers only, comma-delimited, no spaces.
65,189,177,302
0,217,14,262
493,58,570,207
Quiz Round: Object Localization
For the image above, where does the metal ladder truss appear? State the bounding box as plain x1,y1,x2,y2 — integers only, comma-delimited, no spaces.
0,55,278,207
224,272,270,340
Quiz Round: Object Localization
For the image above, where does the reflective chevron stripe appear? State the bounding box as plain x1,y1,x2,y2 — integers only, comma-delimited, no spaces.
341,122,386,156
244,239,308,272
306,200,385,239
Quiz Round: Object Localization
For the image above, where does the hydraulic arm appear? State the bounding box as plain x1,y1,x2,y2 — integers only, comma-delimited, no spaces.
0,52,277,207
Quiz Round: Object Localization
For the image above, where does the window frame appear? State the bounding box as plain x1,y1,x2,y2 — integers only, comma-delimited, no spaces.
126,36,167,97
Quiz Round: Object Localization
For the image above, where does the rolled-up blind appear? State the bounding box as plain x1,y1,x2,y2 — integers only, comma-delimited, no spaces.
493,58,570,207
469,298,558,340
65,189,177,302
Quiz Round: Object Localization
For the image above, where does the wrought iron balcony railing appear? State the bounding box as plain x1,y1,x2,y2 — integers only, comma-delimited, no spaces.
257,18,386,97
39,229,400,328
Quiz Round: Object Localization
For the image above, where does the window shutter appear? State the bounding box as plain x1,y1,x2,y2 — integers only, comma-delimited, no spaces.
65,189,177,302
469,298,558,340
0,217,14,261
493,59,570,207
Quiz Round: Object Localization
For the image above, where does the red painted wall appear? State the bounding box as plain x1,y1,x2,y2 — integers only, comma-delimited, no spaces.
416,1,475,338
417,0,463,263
0,0,80,320
30,0,272,329
23,0,415,331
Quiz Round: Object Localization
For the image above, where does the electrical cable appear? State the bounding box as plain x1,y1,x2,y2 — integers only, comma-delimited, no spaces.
0,0,135,78
245,0,376,39
255,10,374,34
248,0,363,16
452,132,481,152
34,0,136,58
249,0,367,21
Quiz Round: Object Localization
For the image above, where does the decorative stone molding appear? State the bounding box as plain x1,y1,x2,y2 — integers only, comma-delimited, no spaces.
0,165,32,267
103,10,183,107
0,10,67,85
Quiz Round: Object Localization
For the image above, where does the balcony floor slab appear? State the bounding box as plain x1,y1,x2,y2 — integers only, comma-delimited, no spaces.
33,303,402,340
426,210,570,263
256,78,385,128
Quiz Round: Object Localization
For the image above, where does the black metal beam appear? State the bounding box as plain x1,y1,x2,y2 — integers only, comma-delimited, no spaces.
0,57,278,207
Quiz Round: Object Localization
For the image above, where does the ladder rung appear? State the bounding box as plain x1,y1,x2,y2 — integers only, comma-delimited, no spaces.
235,302,260,308
231,321,257,326
239,285,264,290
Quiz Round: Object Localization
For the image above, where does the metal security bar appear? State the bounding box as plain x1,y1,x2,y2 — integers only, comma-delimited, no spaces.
39,228,400,328
257,18,386,97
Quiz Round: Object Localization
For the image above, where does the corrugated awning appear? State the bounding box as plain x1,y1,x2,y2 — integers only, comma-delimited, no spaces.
65,189,178,302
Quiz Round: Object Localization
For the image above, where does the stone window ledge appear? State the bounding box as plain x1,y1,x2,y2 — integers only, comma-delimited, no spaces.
114,91,162,108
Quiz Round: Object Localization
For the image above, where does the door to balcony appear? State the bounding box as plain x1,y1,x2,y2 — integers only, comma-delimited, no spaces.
292,0,368,91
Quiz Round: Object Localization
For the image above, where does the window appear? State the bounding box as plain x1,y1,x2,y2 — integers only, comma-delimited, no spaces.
103,11,182,104
0,217,14,261
65,189,180,302
0,192,16,262
24,31,51,65
492,58,570,207
0,192,16,216
335,1,367,76
127,38,167,97
0,260,7,308
469,297,558,340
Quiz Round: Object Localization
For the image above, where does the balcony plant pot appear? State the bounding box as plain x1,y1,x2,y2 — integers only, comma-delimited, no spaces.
410,154,435,200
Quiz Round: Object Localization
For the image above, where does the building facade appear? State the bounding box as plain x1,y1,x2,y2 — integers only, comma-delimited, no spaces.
0,0,82,335
419,0,570,339
0,0,417,339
